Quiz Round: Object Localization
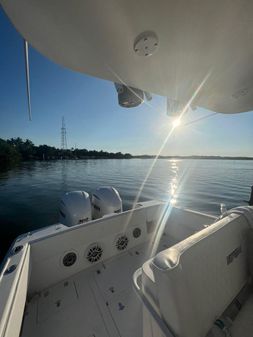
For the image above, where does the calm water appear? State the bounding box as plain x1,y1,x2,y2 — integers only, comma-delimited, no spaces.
0,159,252,259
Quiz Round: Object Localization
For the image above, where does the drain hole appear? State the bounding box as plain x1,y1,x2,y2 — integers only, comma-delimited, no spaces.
12,245,23,255
4,264,17,275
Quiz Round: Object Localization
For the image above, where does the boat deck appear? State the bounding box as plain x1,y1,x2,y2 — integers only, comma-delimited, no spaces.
230,294,253,337
18,206,216,337
21,237,170,337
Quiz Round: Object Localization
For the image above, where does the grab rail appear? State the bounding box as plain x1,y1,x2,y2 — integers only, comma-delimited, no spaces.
133,268,175,337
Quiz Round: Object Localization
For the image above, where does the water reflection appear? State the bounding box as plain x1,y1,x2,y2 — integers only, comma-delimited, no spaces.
148,160,180,257
60,160,68,191
169,159,179,205
0,159,252,260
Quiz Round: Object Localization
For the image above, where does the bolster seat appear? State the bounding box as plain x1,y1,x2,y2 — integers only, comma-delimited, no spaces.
141,212,251,337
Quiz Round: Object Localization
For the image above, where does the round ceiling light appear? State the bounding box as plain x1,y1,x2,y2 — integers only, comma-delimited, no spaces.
134,32,159,57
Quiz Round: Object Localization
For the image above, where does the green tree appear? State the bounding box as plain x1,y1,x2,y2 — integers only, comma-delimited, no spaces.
0,138,21,166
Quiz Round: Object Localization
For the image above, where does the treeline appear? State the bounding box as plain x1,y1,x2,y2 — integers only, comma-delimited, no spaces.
0,137,132,166
134,154,253,160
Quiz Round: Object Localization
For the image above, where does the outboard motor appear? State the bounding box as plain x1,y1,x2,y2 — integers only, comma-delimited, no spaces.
59,191,92,227
92,186,122,219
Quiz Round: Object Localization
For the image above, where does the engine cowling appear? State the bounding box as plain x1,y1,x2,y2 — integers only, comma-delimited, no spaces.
92,186,122,219
59,191,91,227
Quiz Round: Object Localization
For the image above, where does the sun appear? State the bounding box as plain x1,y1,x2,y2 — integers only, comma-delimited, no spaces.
172,118,181,128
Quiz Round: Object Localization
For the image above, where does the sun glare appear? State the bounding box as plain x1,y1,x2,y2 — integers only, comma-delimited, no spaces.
172,118,181,128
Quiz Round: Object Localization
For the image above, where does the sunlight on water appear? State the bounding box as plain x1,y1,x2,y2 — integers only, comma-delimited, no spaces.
0,159,252,259
169,159,179,205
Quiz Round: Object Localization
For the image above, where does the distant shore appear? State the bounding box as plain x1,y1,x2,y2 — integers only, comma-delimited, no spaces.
133,155,253,160
0,137,132,168
1,137,252,170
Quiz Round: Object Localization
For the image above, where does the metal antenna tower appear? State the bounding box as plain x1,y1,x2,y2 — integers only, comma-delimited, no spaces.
61,117,67,150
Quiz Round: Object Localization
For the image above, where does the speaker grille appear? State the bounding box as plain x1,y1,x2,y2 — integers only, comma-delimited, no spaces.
86,244,103,263
116,235,129,251
63,252,77,267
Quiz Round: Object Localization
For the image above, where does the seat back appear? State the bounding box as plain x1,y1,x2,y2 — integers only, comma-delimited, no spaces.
142,213,250,337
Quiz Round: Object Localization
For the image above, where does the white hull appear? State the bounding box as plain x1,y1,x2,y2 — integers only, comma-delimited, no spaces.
0,201,215,337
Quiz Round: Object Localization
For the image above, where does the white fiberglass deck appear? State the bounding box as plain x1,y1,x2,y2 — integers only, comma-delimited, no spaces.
0,203,216,337
21,240,169,337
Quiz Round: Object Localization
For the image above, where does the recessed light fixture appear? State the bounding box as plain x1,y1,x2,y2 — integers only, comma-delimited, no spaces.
134,31,159,57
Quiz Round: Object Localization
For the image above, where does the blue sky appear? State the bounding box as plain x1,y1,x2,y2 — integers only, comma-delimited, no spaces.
0,9,253,156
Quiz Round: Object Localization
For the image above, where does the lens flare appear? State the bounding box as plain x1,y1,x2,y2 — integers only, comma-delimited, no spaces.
170,198,177,205
120,71,211,235
172,118,181,128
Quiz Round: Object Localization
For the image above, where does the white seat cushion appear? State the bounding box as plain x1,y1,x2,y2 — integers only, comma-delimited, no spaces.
142,213,250,337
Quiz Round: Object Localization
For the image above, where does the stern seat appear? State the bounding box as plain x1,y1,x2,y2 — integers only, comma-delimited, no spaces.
139,210,253,337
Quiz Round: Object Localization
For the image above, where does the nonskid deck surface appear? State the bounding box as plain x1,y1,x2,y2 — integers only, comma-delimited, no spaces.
21,236,170,337
19,206,215,337
230,293,253,337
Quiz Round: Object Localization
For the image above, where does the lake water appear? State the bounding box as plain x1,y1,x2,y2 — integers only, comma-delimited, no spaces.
0,159,252,259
